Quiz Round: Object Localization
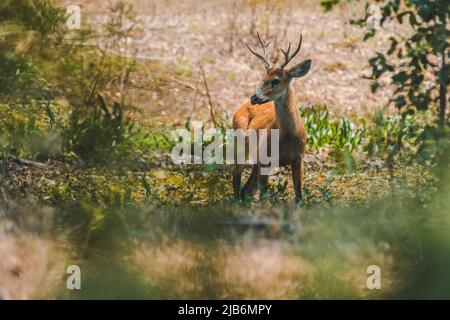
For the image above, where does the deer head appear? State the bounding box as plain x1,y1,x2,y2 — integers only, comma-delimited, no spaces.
246,33,312,105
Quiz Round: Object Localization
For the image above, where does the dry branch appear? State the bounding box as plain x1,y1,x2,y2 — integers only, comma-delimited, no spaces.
10,156,49,168
170,78,206,96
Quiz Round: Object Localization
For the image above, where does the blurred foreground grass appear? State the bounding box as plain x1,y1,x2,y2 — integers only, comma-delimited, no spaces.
1,0,450,300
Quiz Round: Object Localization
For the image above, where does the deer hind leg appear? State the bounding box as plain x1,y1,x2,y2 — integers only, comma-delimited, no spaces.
241,164,259,200
233,164,244,201
291,156,304,203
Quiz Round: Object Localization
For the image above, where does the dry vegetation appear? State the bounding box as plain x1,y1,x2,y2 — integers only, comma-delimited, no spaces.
60,0,407,124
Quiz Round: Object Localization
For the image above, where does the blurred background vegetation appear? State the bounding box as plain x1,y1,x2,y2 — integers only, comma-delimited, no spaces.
0,0,449,299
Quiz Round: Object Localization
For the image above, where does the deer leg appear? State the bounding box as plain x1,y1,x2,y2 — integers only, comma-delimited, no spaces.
258,169,269,199
232,164,244,201
291,157,303,203
241,164,259,200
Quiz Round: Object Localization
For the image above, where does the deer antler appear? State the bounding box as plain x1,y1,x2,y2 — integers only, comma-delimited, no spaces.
279,34,303,70
246,32,273,69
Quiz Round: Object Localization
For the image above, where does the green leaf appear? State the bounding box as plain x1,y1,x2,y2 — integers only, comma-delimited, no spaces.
363,30,375,41
371,81,380,93
395,96,406,109
320,0,340,12
387,37,398,55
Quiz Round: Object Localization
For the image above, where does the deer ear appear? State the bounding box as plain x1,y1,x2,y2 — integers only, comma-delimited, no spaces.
287,59,312,78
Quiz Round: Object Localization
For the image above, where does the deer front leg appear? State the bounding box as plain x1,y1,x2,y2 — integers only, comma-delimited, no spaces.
258,170,269,199
241,164,259,200
291,157,303,203
233,164,244,201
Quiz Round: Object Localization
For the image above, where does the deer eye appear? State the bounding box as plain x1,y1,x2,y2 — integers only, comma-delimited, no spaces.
271,79,280,86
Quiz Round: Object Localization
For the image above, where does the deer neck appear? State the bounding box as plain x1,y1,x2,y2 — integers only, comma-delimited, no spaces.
274,83,301,137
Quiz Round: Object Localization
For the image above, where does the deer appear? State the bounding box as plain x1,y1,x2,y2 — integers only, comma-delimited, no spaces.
232,33,311,203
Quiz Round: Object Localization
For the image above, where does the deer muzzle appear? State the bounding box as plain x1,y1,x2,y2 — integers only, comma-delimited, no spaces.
250,94,268,105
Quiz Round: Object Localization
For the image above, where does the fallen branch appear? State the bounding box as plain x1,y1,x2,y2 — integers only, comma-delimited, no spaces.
10,156,49,168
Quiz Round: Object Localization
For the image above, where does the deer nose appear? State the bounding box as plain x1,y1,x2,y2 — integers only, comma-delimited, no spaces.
250,94,259,105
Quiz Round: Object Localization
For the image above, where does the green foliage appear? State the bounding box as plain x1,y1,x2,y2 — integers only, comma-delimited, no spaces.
416,123,450,167
0,0,66,159
320,0,341,11
322,0,449,125
1,0,450,301
2,164,449,298
0,0,143,163
0,0,65,36
0,0,64,101
301,105,422,160
0,101,63,159
302,105,364,152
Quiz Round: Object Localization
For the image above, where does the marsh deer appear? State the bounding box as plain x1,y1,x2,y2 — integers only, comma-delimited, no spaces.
232,33,311,202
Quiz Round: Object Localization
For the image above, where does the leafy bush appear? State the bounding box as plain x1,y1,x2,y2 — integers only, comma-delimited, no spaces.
0,101,63,159
322,0,449,125
302,105,364,152
65,95,135,162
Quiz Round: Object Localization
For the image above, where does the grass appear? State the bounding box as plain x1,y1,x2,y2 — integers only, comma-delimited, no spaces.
1,0,449,300
2,173,449,299
0,101,437,207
